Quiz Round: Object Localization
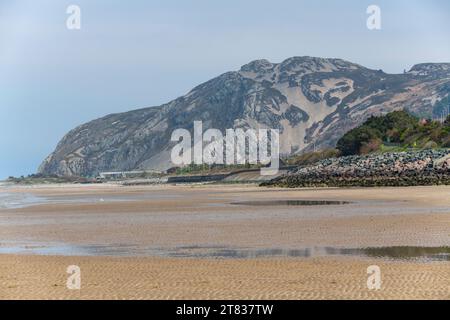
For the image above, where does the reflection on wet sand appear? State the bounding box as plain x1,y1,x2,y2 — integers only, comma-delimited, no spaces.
0,241,448,261
231,200,351,206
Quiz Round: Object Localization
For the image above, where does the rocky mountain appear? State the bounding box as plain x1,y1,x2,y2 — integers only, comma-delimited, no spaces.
39,56,450,177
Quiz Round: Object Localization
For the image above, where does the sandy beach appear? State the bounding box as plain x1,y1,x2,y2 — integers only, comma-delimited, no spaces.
1,255,449,300
0,184,449,299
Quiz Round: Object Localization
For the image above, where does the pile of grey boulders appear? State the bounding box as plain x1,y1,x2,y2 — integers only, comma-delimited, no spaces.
265,149,450,187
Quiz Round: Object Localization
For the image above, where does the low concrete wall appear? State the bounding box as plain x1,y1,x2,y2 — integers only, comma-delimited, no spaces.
167,174,229,183
223,169,289,182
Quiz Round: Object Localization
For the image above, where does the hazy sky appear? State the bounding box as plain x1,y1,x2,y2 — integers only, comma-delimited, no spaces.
1,0,450,179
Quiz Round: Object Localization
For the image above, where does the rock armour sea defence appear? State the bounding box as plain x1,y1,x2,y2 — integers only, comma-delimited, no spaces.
264,150,450,187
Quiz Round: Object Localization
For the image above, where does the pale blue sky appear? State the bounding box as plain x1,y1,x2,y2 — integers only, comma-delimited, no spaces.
1,0,450,178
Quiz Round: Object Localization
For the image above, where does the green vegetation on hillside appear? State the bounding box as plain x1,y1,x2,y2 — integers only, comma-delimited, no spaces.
336,111,450,156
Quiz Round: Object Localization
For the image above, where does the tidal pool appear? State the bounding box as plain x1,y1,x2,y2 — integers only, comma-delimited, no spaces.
231,200,351,206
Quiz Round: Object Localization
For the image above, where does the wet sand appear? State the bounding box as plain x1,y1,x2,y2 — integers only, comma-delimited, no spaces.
0,184,449,299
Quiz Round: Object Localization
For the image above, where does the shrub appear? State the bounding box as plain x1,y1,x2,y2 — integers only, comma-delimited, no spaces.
336,110,449,156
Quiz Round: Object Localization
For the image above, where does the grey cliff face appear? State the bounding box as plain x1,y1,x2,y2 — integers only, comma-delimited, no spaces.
39,56,450,177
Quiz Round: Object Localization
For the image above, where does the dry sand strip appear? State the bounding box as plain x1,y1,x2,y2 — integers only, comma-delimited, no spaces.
0,255,449,300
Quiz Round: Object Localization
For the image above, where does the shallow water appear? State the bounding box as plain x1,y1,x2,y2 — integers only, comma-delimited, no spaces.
0,191,130,209
0,242,448,262
0,191,179,209
0,192,48,209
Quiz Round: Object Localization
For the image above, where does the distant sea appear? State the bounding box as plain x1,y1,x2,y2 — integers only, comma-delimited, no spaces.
0,190,47,209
